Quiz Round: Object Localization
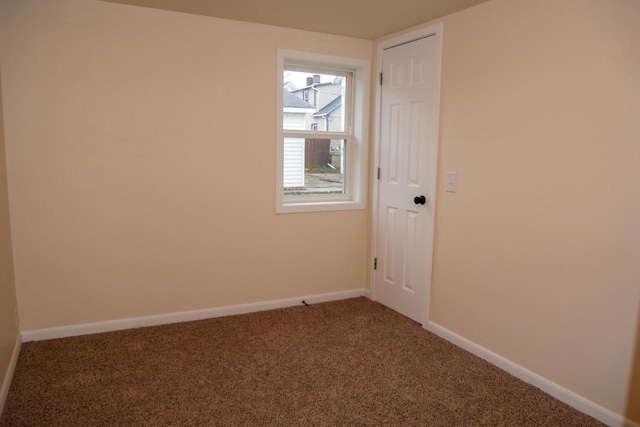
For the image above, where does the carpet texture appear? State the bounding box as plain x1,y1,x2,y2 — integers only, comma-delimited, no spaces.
1,298,603,426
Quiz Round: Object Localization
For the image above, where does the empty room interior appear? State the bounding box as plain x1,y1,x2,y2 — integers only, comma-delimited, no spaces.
0,0,639,425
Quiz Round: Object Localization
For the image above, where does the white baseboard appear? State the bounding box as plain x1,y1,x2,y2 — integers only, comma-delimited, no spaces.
0,334,21,417
21,288,369,343
425,321,638,427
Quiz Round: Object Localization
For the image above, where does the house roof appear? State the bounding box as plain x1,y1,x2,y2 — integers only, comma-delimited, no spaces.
283,90,314,109
314,95,341,117
291,81,339,93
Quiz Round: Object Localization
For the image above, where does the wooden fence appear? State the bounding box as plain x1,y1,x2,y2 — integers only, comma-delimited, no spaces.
304,138,331,168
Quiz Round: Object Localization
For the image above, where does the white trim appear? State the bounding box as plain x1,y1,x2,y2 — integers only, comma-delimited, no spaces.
21,289,369,342
425,321,638,427
276,49,370,214
377,25,442,51
371,22,443,327
0,335,21,416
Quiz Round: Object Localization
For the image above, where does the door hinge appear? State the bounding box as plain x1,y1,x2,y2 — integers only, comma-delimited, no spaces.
380,72,383,86
374,258,377,270
377,167,381,180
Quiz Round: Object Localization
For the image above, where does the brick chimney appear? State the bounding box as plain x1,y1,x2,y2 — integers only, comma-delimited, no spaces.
313,74,321,84
306,76,314,86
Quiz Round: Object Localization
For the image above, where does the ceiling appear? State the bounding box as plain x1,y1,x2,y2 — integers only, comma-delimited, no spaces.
100,0,491,40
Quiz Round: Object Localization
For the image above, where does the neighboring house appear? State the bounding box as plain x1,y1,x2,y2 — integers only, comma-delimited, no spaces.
282,90,314,188
314,95,342,132
287,75,345,173
291,75,344,133
283,80,298,93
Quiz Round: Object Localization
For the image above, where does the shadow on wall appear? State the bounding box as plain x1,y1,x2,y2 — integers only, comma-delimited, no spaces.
627,296,640,423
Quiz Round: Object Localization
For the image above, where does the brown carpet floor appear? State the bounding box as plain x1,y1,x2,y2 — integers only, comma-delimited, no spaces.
1,297,603,426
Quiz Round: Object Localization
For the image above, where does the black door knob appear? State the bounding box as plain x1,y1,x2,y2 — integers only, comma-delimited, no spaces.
414,195,426,205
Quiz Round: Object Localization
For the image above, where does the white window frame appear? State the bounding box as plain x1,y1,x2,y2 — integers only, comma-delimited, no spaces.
276,49,370,214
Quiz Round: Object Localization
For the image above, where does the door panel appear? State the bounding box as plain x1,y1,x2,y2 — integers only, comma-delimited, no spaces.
375,35,440,324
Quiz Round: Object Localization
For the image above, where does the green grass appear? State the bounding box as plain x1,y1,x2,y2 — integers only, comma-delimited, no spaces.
306,166,342,174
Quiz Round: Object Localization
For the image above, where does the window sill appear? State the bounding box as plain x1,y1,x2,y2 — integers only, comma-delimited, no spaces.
276,199,365,214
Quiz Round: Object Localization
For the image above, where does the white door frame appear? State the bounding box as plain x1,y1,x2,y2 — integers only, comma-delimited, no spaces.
370,23,443,327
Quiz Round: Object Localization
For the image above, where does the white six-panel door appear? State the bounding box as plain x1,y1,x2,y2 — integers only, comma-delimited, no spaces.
375,33,441,324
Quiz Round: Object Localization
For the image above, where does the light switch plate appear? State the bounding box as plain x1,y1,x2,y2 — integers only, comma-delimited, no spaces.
446,171,457,192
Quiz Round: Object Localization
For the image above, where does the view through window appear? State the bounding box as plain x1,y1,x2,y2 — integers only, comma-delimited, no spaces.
282,70,349,196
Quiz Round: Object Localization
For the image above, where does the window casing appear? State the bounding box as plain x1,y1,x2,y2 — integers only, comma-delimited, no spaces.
276,50,370,214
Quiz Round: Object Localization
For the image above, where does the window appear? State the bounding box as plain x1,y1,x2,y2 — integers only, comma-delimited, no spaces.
276,50,370,213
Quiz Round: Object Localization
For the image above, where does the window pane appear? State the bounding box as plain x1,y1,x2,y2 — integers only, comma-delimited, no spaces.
283,138,346,196
283,71,346,132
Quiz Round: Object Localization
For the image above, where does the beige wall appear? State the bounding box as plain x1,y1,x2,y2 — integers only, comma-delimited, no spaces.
0,65,19,397
0,0,372,331
628,303,640,423
375,0,639,418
